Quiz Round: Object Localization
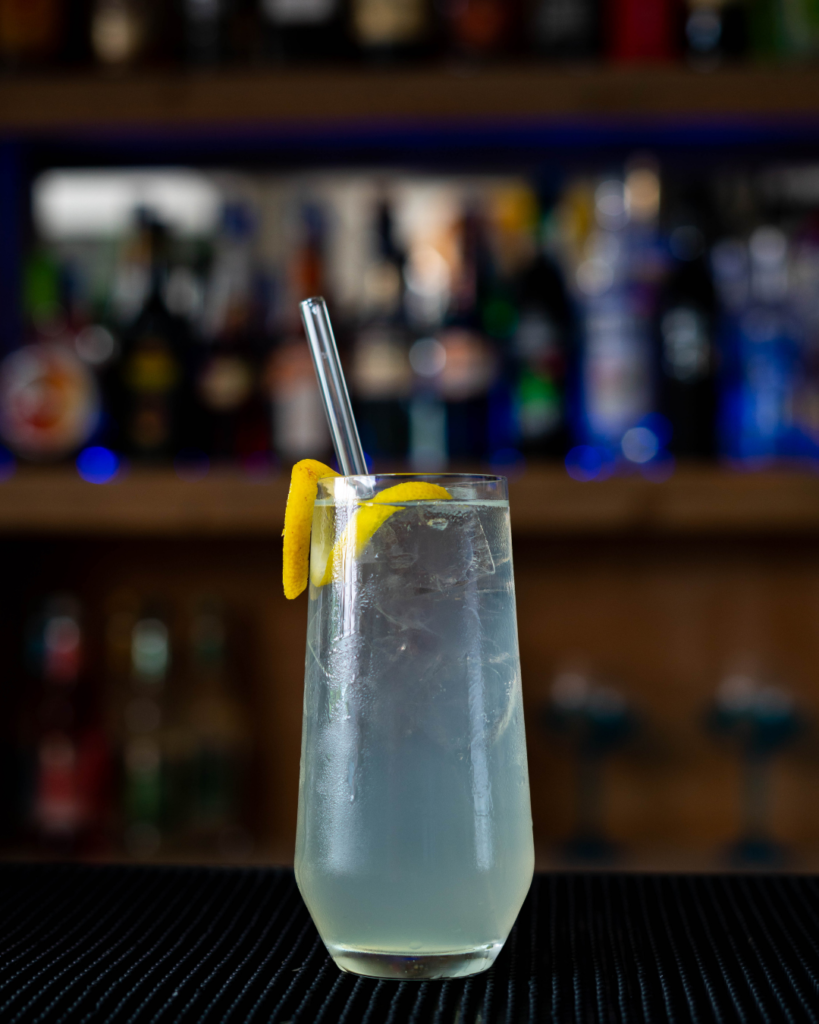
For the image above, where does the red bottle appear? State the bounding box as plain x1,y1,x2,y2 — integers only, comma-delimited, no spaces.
607,0,679,62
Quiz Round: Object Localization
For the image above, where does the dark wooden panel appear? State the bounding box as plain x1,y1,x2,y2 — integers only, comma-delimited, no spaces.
0,67,818,133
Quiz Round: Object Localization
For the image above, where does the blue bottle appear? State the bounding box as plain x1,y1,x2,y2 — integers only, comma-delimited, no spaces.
715,228,802,463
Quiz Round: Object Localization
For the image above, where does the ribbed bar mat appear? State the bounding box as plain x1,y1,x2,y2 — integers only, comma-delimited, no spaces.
2,866,819,1023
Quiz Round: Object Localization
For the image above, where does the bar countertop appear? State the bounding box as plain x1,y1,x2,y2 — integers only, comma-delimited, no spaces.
1,863,817,1022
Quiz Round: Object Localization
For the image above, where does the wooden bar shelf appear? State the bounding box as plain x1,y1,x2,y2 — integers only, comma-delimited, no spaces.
2,465,819,537
0,66,818,134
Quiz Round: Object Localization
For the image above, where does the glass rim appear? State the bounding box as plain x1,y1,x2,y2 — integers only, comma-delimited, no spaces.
316,472,507,484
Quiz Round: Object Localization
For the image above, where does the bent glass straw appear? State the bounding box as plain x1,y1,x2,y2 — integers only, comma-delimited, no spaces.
300,296,368,477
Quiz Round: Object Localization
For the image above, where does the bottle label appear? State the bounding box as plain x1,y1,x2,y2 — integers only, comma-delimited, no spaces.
517,369,561,439
351,328,412,400
661,306,710,382
353,0,425,45
44,614,82,684
198,355,254,412
436,328,497,401
35,733,81,836
267,340,330,459
124,341,179,395
0,342,100,459
584,309,652,442
91,1,146,66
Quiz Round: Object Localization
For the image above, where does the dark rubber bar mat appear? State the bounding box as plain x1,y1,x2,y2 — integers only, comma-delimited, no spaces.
1,864,819,1022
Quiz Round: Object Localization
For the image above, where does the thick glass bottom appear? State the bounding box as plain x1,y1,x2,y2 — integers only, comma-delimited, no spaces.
327,941,504,980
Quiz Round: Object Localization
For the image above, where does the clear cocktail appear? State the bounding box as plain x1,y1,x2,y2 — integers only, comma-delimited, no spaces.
295,473,534,980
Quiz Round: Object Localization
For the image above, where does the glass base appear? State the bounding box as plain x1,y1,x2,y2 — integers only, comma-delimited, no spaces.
327,941,503,980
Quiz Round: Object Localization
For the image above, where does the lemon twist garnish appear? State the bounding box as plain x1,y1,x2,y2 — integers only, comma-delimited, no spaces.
282,459,340,599
317,481,452,588
282,463,451,599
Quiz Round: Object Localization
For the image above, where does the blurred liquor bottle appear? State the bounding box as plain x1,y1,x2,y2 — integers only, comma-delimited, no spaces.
62,0,94,65
790,218,819,456
511,225,573,459
183,597,251,855
182,0,229,64
433,195,503,462
0,251,101,463
121,603,172,857
195,202,270,464
749,0,819,60
716,227,802,461
266,202,332,463
572,170,660,459
91,0,150,66
28,595,111,854
656,187,718,458
0,0,62,68
440,0,520,58
530,0,600,59
114,212,195,461
684,0,749,66
350,198,412,462
350,0,433,60
607,0,679,61
260,0,347,60
408,201,482,470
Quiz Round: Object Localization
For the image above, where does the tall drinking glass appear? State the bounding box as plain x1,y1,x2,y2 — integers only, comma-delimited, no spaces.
295,474,534,980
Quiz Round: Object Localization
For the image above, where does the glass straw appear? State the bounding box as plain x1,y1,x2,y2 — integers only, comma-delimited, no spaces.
300,296,368,477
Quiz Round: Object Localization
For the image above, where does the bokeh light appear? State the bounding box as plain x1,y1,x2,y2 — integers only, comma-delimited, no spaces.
76,446,120,484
